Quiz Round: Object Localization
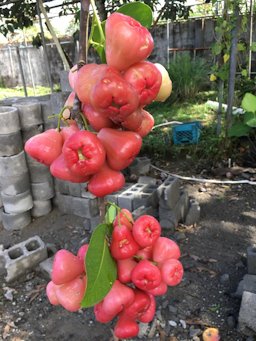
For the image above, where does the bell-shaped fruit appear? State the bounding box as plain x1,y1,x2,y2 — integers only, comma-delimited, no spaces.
46,281,60,306
124,289,150,320
153,237,181,263
117,258,137,283
132,215,161,248
55,275,86,312
160,258,184,286
82,103,116,131
124,61,162,106
88,163,125,197
135,245,153,261
110,224,139,260
106,13,154,71
121,108,144,131
25,129,63,166
114,313,139,339
51,249,84,285
146,281,168,296
100,280,135,317
131,259,161,291
113,208,134,230
154,63,172,102
50,153,90,183
97,128,142,171
134,109,154,138
63,130,106,177
139,294,156,323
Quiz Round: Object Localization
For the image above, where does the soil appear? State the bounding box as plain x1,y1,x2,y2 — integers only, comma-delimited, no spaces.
0,173,256,341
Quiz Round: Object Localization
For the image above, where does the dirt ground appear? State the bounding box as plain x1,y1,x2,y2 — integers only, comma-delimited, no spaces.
0,177,256,341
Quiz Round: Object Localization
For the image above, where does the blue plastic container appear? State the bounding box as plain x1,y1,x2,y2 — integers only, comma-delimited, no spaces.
172,121,202,145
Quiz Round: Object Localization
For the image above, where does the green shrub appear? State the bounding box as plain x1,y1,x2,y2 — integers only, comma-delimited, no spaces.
168,53,209,102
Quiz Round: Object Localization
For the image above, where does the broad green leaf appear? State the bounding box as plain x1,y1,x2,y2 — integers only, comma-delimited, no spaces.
82,223,116,307
89,15,106,63
117,2,153,28
242,93,256,113
228,122,251,137
244,111,256,127
105,203,117,225
237,42,246,52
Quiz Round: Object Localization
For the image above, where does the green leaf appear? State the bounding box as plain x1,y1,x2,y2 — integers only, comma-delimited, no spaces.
89,15,106,63
241,69,248,77
228,122,251,137
237,42,246,52
242,93,256,113
105,203,117,225
251,42,256,52
81,224,116,308
117,2,153,28
244,111,256,127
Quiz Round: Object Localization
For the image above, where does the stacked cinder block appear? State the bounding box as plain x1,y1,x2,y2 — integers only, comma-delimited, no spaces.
0,106,33,230
54,179,101,231
0,235,47,282
237,245,256,336
14,100,54,218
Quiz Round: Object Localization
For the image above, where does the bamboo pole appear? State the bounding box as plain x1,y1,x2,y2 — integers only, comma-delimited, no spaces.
38,0,70,71
16,46,28,97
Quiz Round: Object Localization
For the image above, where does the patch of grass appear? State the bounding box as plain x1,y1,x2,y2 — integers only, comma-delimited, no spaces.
143,91,227,167
0,86,59,100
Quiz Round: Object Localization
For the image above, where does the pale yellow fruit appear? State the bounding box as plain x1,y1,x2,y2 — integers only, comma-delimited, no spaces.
154,63,172,102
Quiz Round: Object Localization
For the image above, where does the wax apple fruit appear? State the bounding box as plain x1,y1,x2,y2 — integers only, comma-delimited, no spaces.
100,280,135,317
106,13,154,71
160,258,184,286
97,128,142,171
117,258,137,283
153,237,181,263
46,281,59,306
51,249,84,285
131,260,161,291
124,289,150,320
132,215,161,248
90,68,139,121
50,153,91,183
25,129,63,166
88,163,125,197
154,63,173,102
110,225,139,260
139,294,156,323
82,103,115,131
114,313,139,339
113,208,134,230
55,275,86,312
62,130,106,177
124,61,162,106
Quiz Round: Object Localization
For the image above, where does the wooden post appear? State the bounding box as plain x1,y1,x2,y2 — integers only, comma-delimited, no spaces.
36,0,54,93
16,46,28,97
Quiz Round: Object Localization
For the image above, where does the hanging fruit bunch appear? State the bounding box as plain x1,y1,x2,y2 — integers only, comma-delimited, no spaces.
46,205,183,339
24,2,177,339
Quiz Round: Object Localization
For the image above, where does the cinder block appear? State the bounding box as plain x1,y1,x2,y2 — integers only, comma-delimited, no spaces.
31,200,52,218
54,179,69,195
1,209,31,231
14,101,43,129
105,183,133,205
0,151,28,177
159,219,177,232
118,183,148,211
31,179,55,200
137,176,157,185
132,205,158,220
247,246,256,275
0,131,23,156
1,190,33,214
72,196,99,218
0,106,20,134
184,198,200,226
55,193,74,214
68,182,81,197
128,157,151,175
0,236,47,282
158,176,181,209
22,124,44,143
38,256,54,279
235,274,256,297
0,172,30,195
238,291,256,335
